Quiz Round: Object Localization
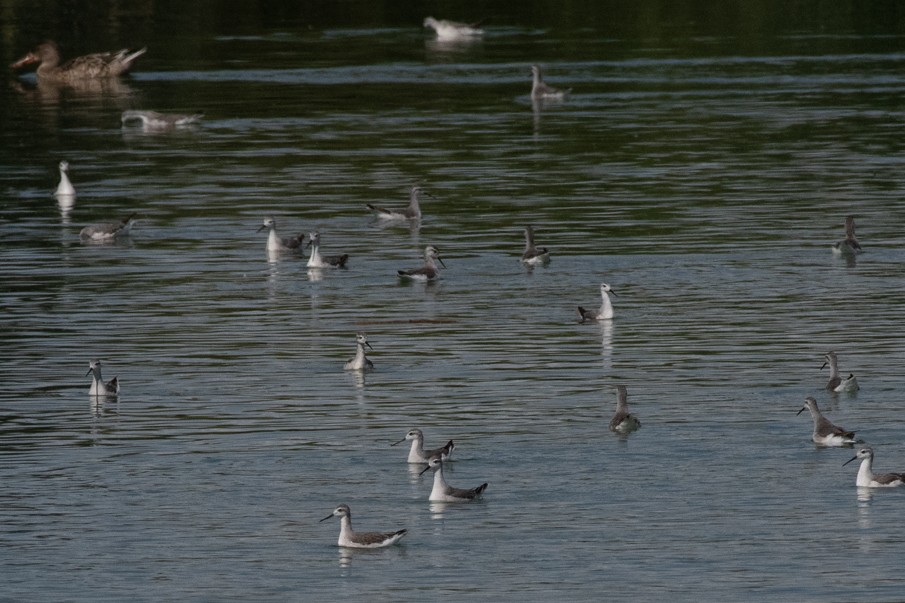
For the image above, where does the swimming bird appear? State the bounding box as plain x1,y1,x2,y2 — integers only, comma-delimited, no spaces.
391,429,455,463
821,351,859,393
531,65,570,101
55,160,75,197
344,333,374,371
419,456,487,502
11,41,146,82
306,231,349,268
257,217,304,253
797,397,857,446
397,245,445,281
86,359,119,396
843,447,905,488
609,385,641,433
423,16,484,41
367,186,427,221
578,283,616,322
121,110,204,131
319,504,407,549
79,213,138,241
521,225,550,265
832,216,862,256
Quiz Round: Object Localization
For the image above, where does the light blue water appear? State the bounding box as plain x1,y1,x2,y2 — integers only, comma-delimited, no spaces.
3,10,905,602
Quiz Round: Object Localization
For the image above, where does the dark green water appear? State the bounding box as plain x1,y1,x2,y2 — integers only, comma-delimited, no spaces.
2,2,905,601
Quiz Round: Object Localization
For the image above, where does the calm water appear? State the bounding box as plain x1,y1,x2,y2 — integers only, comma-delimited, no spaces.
3,3,905,601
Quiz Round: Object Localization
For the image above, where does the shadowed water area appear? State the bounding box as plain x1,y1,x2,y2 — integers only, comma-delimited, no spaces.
2,1,905,600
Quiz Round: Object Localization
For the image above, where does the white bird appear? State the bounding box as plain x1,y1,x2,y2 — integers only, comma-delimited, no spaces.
797,397,857,447
391,429,454,463
821,351,859,393
344,333,374,371
609,385,641,433
55,160,76,197
256,217,304,253
832,216,862,256
420,456,487,502
423,16,484,41
86,359,119,396
319,504,407,549
367,186,427,221
79,213,137,241
521,225,550,265
531,65,570,101
397,245,445,281
843,447,905,488
306,231,348,268
121,110,204,131
578,283,616,322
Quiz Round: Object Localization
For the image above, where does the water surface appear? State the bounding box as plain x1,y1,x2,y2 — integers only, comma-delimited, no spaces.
2,3,905,601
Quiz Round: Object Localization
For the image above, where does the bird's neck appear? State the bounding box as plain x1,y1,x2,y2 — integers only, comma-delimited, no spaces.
857,457,874,486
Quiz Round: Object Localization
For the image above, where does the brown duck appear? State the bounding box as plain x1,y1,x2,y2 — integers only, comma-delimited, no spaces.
10,41,146,82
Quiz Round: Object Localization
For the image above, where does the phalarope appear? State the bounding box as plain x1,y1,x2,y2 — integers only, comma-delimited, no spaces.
521,225,550,265
822,351,859,393
10,41,146,82
423,16,484,41
344,333,374,371
419,456,487,502
820,352,859,392
797,397,857,446
398,245,445,281
531,65,571,101
80,213,138,241
391,429,454,463
367,186,427,221
843,447,905,488
55,160,75,197
306,231,349,268
832,216,862,256
121,110,203,131
86,359,119,396
319,504,407,549
609,385,641,433
257,217,304,253
578,283,616,322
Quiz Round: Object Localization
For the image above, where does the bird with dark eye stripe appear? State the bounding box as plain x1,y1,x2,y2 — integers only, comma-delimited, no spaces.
367,186,428,221
821,351,858,393
578,283,616,322
391,429,454,464
257,217,304,253
306,231,348,269
797,397,857,447
398,245,445,281
86,359,119,397
844,447,905,488
344,333,374,371
320,504,407,548
420,456,487,502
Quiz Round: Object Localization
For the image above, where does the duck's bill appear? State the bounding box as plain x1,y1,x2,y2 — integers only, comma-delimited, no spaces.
10,53,39,70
